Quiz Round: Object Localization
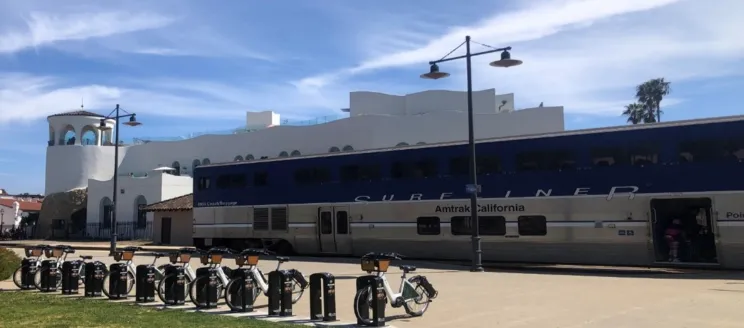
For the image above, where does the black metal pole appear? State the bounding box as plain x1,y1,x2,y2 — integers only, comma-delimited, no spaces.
109,104,120,255
465,36,483,272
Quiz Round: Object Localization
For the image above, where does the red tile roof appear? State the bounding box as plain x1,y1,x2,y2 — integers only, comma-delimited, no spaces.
0,198,43,212
47,110,104,118
142,194,192,212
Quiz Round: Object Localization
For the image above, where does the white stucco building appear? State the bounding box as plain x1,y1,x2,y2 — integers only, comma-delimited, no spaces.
44,88,564,236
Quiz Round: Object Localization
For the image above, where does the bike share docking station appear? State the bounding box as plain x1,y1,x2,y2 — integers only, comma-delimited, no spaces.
18,246,43,290
135,264,157,303
226,253,258,313
309,272,337,322
84,261,106,297
108,249,135,300
39,247,63,293
356,257,387,327
193,252,223,309
60,260,81,295
161,252,191,306
267,270,295,317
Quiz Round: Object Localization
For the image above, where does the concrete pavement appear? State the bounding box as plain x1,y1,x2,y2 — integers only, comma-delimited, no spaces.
2,246,744,327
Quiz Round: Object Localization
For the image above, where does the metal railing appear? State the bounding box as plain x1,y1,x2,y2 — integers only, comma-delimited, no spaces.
81,222,154,241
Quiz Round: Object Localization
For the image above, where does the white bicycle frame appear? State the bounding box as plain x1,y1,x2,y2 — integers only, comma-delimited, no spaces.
373,271,416,303
245,261,286,293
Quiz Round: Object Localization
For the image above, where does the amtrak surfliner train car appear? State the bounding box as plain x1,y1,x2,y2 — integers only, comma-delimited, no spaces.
192,115,744,269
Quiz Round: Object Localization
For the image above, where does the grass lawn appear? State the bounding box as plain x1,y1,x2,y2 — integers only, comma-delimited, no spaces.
0,292,298,328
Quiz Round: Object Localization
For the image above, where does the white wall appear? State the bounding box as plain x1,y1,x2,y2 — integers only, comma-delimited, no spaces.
45,89,564,195
86,172,192,225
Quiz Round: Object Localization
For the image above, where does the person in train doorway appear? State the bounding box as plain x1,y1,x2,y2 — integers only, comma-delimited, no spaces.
664,219,687,262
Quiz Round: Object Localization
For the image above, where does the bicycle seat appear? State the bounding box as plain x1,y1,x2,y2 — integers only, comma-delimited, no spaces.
399,265,416,273
152,252,167,258
64,248,76,253
80,255,93,260
276,256,290,263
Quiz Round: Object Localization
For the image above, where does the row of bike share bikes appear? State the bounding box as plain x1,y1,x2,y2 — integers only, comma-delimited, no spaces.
11,244,438,326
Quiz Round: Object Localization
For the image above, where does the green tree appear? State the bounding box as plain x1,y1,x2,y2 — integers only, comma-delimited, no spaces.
622,103,647,124
636,78,671,123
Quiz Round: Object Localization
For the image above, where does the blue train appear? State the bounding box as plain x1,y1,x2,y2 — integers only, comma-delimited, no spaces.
192,115,744,269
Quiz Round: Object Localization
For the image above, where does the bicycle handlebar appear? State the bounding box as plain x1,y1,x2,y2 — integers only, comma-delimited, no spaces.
361,252,405,261
205,247,235,255
121,246,144,252
178,247,199,253
238,248,272,256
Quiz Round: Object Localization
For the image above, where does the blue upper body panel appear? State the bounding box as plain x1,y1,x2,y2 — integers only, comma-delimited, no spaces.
193,118,744,207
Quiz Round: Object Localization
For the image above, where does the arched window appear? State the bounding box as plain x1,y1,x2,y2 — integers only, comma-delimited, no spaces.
48,126,55,146
396,142,409,147
278,151,289,157
342,145,354,152
290,150,301,157
245,154,254,161
192,159,201,171
61,125,76,145
202,158,211,165
133,195,148,228
100,197,113,228
81,126,98,146
234,155,244,162
171,161,181,176
329,147,340,153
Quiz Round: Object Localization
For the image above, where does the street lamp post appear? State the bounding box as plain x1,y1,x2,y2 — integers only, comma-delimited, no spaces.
421,35,523,272
0,208,4,231
98,104,142,255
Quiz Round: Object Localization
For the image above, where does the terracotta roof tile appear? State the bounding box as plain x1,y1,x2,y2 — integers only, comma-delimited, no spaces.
47,110,104,118
142,193,192,212
0,198,43,212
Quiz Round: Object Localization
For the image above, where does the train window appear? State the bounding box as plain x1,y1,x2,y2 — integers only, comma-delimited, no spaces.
414,158,438,178
270,207,288,231
515,152,543,171
590,147,628,167
253,208,269,230
449,156,501,176
336,211,349,234
416,217,441,235
628,145,658,166
253,171,269,186
450,216,506,235
517,215,547,236
296,167,332,185
319,211,332,234
391,161,415,179
216,174,247,189
341,165,382,181
197,177,210,190
726,137,744,160
679,139,728,162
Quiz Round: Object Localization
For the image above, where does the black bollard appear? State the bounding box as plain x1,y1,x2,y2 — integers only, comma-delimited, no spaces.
279,271,293,317
84,262,105,297
227,268,255,312
161,266,186,306
39,260,58,293
267,270,282,316
19,258,38,290
135,265,156,303
355,276,386,327
309,273,337,322
193,267,218,308
108,263,129,299
61,261,80,295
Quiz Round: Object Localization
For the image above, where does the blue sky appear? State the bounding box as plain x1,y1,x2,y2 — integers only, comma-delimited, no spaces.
0,0,742,194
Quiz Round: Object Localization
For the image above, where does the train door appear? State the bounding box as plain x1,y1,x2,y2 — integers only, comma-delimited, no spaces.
317,206,352,255
649,198,719,265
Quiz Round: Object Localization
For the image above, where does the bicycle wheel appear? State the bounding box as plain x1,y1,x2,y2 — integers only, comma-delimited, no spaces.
188,276,224,306
32,267,61,290
78,263,86,286
102,271,135,297
157,273,192,303
290,277,305,304
402,278,431,317
224,278,244,311
12,265,27,289
353,286,375,326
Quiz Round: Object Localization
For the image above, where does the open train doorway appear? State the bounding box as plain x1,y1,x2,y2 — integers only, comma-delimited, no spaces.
650,198,718,265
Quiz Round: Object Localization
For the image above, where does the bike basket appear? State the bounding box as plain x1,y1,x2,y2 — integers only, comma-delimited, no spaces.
168,253,179,263
179,253,192,263
361,259,376,272
200,254,210,265
121,251,135,261
376,259,390,272
113,251,123,262
235,256,246,266
246,255,260,266
211,254,223,264
44,248,54,258
51,248,64,258
26,247,43,257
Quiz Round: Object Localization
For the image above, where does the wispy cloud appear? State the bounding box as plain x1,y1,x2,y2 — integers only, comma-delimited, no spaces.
294,0,744,115
0,11,175,54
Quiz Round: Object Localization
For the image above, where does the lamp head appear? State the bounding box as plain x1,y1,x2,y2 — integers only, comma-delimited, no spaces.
98,119,112,131
489,50,523,68
123,114,141,127
420,63,450,80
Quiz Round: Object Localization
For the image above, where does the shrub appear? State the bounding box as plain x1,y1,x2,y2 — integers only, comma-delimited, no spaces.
0,247,22,281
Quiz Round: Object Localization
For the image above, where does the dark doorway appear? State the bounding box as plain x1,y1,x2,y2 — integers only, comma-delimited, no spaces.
650,198,718,264
161,217,172,244
70,208,87,237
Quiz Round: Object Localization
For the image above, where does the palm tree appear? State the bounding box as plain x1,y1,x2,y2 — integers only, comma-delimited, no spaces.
636,78,671,123
622,103,646,124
